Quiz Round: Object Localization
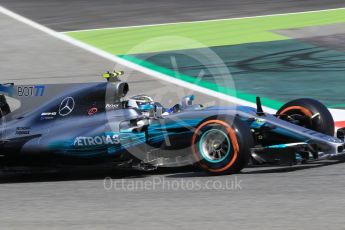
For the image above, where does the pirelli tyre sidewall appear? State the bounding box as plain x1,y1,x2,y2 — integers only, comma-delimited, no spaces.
277,98,334,136
192,116,254,175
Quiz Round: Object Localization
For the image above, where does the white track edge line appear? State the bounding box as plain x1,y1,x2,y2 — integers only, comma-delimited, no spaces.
63,7,345,33
0,5,277,114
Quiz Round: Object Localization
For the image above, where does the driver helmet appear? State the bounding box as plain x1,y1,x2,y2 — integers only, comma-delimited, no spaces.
128,94,155,115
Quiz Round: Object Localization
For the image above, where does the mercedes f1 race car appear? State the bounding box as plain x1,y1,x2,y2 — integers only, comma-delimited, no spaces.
0,71,344,175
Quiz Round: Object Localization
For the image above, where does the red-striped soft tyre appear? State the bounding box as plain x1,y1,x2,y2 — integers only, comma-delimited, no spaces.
192,116,254,175
276,98,334,136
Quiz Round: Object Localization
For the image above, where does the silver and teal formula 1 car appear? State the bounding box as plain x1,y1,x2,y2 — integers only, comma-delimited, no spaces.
0,71,344,175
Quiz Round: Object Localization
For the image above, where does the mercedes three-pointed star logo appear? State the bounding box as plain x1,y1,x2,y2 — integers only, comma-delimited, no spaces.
59,97,75,116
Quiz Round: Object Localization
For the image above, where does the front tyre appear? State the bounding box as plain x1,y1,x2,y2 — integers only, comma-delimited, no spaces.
277,98,334,136
192,117,254,175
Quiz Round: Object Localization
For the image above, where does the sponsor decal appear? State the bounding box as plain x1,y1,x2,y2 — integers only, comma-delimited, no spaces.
106,104,119,109
59,97,75,116
17,85,45,97
88,107,98,116
15,127,30,135
41,112,57,116
40,112,57,120
73,134,120,146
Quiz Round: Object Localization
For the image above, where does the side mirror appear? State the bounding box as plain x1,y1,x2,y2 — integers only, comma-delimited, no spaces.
181,95,195,108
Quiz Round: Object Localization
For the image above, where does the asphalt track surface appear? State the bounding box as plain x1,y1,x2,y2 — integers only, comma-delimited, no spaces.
1,1,345,230
1,0,345,31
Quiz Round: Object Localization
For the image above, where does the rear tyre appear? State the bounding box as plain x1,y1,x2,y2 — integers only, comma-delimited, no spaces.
192,117,254,175
277,98,334,136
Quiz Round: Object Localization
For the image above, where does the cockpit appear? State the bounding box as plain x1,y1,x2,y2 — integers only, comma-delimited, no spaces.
104,71,203,118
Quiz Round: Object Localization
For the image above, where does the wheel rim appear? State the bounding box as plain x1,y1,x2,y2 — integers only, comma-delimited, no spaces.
279,106,313,128
289,113,310,127
199,129,231,163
